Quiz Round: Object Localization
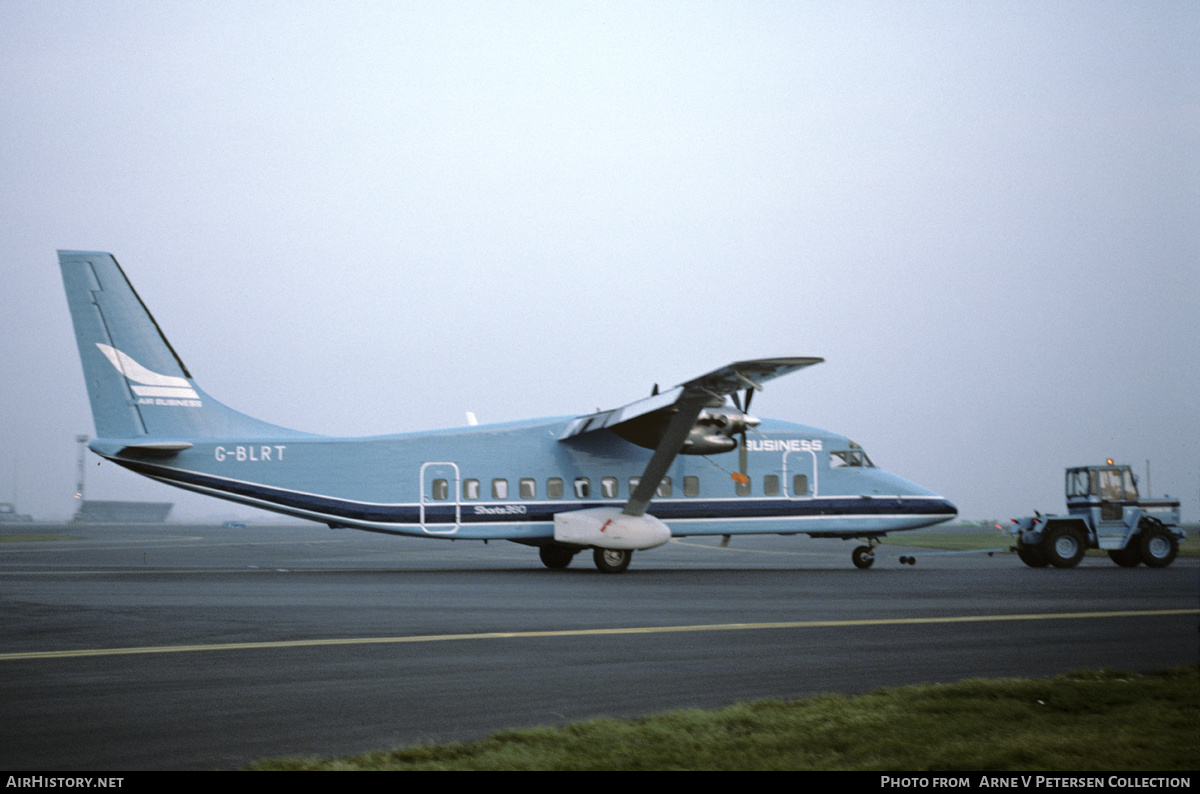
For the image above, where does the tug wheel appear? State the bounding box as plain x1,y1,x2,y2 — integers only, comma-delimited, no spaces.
1017,543,1049,568
1044,525,1086,568
1139,522,1178,568
1106,546,1141,568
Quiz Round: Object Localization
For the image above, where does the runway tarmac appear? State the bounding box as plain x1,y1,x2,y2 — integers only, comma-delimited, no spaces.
1,522,1196,770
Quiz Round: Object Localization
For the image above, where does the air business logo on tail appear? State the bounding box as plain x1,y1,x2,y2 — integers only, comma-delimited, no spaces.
96,344,202,407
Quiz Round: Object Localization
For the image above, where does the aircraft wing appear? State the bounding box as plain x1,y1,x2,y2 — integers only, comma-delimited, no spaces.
558,358,822,442
559,357,823,517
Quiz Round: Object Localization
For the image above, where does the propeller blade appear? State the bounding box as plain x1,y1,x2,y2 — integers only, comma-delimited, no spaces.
729,388,754,486
732,428,749,486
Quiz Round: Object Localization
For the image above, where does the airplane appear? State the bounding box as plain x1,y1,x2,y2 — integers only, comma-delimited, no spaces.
57,250,957,572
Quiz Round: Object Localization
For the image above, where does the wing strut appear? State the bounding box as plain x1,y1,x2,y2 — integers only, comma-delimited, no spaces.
621,395,709,518
559,356,824,518
553,357,823,554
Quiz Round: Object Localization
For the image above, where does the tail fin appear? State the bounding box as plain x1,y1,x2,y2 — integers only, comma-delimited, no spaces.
58,251,307,440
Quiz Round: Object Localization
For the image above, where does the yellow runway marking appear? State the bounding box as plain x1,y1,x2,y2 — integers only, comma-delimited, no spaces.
2,609,1195,662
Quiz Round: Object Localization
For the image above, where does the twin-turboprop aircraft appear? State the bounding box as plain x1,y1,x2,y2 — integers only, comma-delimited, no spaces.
58,250,956,572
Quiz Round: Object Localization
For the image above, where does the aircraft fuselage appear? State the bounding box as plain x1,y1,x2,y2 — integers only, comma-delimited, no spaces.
92,416,955,542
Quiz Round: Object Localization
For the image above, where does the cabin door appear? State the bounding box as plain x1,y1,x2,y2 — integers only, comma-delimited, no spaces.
419,461,460,534
784,449,818,499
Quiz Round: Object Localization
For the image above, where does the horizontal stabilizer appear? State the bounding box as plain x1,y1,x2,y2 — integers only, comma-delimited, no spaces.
113,441,194,457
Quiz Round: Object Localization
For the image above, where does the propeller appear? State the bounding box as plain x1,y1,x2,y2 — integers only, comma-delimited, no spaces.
729,387,757,486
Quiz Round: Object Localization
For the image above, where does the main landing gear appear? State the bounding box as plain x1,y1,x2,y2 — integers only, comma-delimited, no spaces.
538,544,634,573
593,548,633,574
538,545,576,569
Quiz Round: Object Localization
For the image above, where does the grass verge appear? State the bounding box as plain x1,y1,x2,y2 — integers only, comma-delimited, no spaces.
0,533,76,542
252,666,1199,771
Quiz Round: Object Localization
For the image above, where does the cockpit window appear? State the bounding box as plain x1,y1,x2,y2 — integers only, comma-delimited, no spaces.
829,441,874,468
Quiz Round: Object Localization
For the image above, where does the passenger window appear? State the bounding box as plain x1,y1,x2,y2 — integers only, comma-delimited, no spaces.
793,474,809,496
601,477,618,498
547,478,563,499
627,476,672,497
684,476,699,497
432,479,449,500
574,477,590,498
492,479,508,499
519,478,536,499
736,477,751,496
763,474,779,496
463,479,480,500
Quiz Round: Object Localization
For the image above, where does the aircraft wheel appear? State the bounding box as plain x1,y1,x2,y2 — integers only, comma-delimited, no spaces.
1044,525,1085,568
1139,523,1178,568
539,545,576,570
1106,546,1141,568
851,545,874,569
593,548,632,574
1017,543,1049,568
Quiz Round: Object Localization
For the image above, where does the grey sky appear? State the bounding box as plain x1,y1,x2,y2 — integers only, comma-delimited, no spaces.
2,1,1197,524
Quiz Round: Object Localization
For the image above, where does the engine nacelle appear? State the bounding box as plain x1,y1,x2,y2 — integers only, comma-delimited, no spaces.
680,408,760,454
681,434,738,454
611,406,759,455
553,507,671,550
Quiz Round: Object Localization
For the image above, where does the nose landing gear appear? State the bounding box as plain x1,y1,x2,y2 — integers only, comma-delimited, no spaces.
851,541,876,569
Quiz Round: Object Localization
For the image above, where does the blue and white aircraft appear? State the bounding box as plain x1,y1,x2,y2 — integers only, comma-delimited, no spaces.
58,250,956,572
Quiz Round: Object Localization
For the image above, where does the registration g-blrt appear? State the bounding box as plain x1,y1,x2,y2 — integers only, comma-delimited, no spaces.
58,251,957,572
